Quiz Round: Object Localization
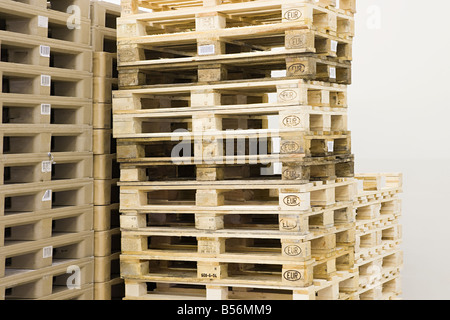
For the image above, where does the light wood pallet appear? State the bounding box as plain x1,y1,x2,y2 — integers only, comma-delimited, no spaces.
120,0,356,14
0,178,93,217
122,269,358,300
0,0,91,46
0,95,92,126
0,62,92,98
0,228,93,276
119,177,355,214
0,31,92,73
0,205,92,248
355,249,403,300
0,256,94,300
120,247,355,292
117,0,354,87
113,79,353,182
352,173,403,299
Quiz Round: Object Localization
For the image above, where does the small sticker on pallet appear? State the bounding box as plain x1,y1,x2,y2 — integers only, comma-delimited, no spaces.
331,40,338,53
41,75,51,87
330,67,337,79
42,161,52,173
41,103,51,115
43,246,53,259
40,45,51,57
198,45,215,56
42,189,52,202
38,16,48,28
327,141,335,152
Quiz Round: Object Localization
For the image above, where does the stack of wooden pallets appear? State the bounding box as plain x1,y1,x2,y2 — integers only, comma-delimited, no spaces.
114,0,364,300
90,0,124,300
352,173,403,300
0,0,94,299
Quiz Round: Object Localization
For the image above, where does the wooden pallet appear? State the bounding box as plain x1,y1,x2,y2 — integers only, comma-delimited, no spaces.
0,178,93,217
357,274,402,300
114,103,348,137
0,230,93,278
119,178,355,214
120,197,355,235
118,0,355,35
113,79,347,111
117,155,354,185
117,0,354,87
122,269,358,300
0,31,92,72
120,248,354,290
0,153,92,185
0,62,92,98
0,256,93,300
355,220,402,260
121,0,356,13
355,249,403,300
0,94,92,125
0,206,92,247
0,0,91,46
0,126,92,157
118,53,351,87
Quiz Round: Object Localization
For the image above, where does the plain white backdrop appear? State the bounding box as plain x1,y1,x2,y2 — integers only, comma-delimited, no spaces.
103,0,450,299
349,0,450,300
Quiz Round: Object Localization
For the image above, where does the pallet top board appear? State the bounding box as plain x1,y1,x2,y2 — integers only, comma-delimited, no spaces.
0,256,93,287
0,62,92,81
120,223,353,241
114,102,347,118
125,0,356,15
113,78,346,96
0,177,93,193
113,128,350,141
118,48,351,74
0,93,92,106
118,177,353,189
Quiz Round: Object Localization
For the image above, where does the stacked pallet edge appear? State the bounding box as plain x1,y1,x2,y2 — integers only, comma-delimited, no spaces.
0,0,403,301
0,0,94,300
90,0,124,300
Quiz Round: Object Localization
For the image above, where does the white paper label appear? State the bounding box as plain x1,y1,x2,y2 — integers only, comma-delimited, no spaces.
198,44,215,56
41,103,51,115
327,141,335,152
42,161,52,173
42,189,52,201
331,40,338,52
41,75,51,87
38,16,48,28
40,45,50,57
329,67,336,79
43,246,53,258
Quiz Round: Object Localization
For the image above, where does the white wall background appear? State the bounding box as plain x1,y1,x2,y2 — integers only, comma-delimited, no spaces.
103,0,450,300
349,0,450,300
